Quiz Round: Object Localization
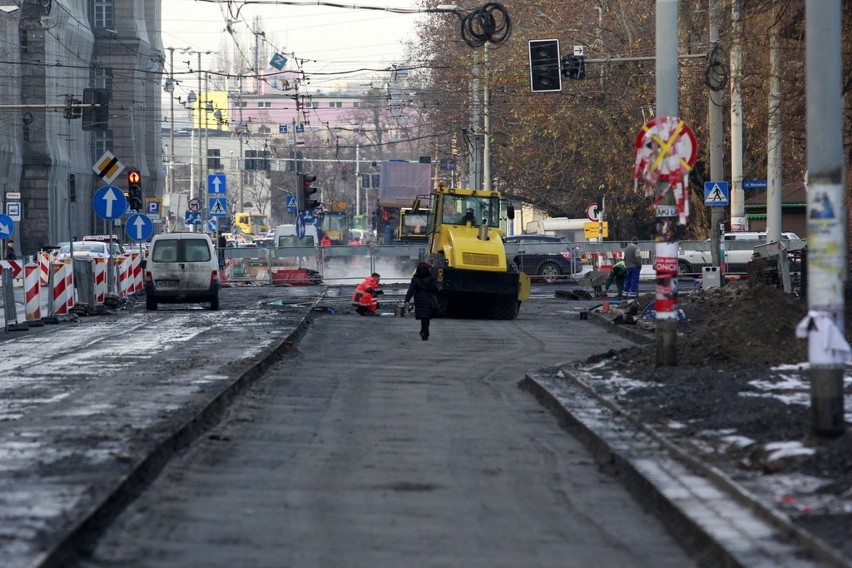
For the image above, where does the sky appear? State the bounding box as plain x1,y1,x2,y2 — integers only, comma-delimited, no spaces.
160,1,424,92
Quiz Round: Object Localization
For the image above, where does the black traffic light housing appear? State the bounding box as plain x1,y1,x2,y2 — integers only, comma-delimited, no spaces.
127,169,143,211
562,55,586,80
298,173,318,212
68,173,76,202
528,39,562,92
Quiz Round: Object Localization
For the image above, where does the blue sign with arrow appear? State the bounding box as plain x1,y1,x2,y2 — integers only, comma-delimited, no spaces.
126,213,154,242
0,213,14,238
208,174,227,194
93,185,128,220
296,212,306,239
207,218,218,233
185,211,201,225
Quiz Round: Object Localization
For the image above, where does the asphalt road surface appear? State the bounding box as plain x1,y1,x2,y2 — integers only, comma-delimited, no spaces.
80,289,698,568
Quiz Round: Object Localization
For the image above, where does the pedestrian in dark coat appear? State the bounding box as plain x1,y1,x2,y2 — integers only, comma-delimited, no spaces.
404,262,439,340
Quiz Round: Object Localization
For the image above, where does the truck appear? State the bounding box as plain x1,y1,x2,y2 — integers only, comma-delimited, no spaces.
376,160,432,243
425,183,530,320
318,200,351,245
233,212,269,236
524,217,601,242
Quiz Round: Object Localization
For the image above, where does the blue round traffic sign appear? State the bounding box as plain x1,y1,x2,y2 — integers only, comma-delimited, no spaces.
93,185,128,220
126,213,154,242
0,213,13,239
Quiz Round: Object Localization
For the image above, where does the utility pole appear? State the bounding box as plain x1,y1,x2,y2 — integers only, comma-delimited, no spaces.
708,0,725,268
730,0,745,231
803,0,846,437
766,8,783,243
654,0,680,366
482,44,492,191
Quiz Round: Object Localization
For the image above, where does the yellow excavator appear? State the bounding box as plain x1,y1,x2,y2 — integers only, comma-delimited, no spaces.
424,183,530,319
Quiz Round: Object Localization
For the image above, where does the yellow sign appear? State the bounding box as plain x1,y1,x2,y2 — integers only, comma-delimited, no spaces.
92,151,124,185
583,221,609,239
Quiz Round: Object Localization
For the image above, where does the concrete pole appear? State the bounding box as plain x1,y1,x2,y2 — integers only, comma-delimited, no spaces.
483,44,492,191
197,52,204,221
654,0,679,366
766,11,782,243
168,48,175,199
469,50,480,190
708,0,725,268
729,0,745,232
355,143,361,219
805,0,846,437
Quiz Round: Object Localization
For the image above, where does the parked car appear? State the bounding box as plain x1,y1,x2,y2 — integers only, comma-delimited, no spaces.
503,235,577,283
54,241,112,260
678,232,805,275
144,233,220,311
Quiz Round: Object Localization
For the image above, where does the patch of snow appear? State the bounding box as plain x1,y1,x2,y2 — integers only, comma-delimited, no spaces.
764,441,815,462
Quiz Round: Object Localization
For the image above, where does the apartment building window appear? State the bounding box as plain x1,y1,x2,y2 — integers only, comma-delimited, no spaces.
304,101,316,109
257,102,271,108
353,102,361,108
328,102,342,108
92,0,114,29
93,131,113,162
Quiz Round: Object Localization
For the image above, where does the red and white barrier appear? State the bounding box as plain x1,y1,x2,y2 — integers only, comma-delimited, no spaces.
130,252,144,293
116,255,132,297
51,262,73,315
93,257,108,305
0,259,24,281
24,262,41,322
39,252,50,284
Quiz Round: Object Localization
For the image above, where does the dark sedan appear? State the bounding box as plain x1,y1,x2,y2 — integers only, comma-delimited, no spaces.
503,235,577,283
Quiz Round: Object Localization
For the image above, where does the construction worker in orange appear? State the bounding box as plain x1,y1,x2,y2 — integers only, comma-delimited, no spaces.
352,272,383,316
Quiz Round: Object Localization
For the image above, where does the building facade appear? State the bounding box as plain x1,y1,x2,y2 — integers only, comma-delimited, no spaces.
2,0,162,256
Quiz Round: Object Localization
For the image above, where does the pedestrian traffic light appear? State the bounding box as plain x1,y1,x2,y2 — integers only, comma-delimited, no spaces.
562,55,586,80
127,169,143,211
528,39,562,92
298,173,318,212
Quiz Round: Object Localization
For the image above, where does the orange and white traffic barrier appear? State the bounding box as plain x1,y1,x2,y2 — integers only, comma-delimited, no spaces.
38,252,50,284
131,252,144,293
51,262,72,315
116,255,133,297
24,262,41,323
93,257,108,305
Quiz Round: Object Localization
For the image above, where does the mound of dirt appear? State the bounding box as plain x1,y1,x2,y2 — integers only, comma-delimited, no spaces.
580,281,852,559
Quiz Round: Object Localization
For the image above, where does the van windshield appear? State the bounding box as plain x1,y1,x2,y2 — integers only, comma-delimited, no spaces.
152,239,211,262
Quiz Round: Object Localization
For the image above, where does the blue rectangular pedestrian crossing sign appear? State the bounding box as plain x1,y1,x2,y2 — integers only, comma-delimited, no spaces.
704,181,730,206
208,197,228,216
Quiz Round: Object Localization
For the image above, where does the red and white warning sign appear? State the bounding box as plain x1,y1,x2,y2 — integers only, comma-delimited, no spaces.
633,117,697,225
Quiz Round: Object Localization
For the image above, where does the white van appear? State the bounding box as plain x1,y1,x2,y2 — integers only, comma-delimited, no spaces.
273,224,318,247
144,232,220,310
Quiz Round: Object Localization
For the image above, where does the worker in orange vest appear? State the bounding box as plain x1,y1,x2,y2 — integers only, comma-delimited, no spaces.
352,272,383,316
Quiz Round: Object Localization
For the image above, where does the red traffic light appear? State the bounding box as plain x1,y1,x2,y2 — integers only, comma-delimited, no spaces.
127,170,141,184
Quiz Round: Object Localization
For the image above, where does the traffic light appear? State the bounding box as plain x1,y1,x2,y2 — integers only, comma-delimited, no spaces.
298,173,318,212
562,55,586,80
127,169,143,211
68,173,76,202
528,39,562,92
82,88,109,131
